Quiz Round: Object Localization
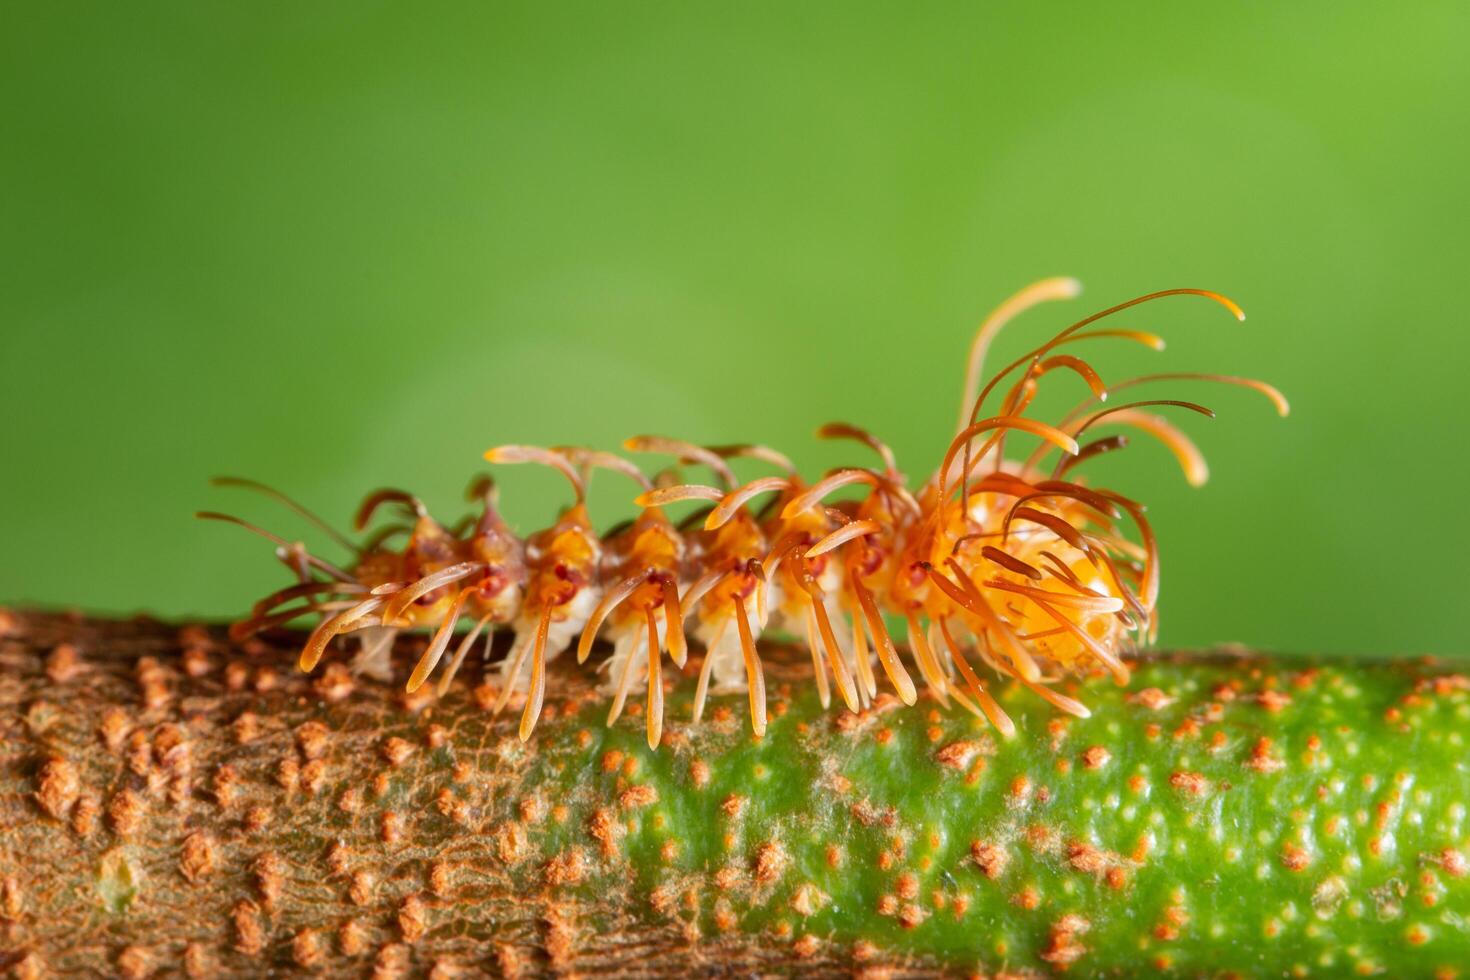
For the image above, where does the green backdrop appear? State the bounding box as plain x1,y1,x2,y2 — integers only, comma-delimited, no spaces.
3,2,1467,655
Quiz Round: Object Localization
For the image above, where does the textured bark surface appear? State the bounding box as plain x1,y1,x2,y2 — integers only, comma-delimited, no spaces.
2,611,1469,979
0,612,924,979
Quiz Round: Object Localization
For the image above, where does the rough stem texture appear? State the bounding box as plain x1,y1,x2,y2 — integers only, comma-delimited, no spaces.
1,611,1468,979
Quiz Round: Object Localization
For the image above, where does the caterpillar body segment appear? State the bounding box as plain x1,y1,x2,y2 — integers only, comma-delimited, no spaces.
579,503,688,750
481,446,605,741
681,494,776,734
201,480,529,683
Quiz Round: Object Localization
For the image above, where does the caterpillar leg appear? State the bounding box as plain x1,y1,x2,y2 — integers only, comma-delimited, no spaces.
691,616,728,724
406,586,474,692
734,595,767,738
228,591,363,644
802,613,832,710
300,595,387,672
985,650,1092,719
851,578,916,704
690,572,773,726
434,613,494,696
491,629,536,715
601,605,674,747
905,612,951,707
661,581,687,668
351,625,400,682
606,630,646,727
246,580,369,623
577,572,644,664
845,595,878,703
519,606,554,741
644,605,664,749
936,617,1014,736
807,596,860,713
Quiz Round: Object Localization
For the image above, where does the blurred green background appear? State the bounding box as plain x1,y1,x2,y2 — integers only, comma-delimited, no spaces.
2,2,1466,654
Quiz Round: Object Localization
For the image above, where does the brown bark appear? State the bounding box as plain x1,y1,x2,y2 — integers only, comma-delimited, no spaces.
0,611,932,979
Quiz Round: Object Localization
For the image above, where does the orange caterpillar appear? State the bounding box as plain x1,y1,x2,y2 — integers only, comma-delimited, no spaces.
204,280,1286,749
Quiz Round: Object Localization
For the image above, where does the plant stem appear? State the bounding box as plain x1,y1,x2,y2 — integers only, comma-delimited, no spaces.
1,611,1467,977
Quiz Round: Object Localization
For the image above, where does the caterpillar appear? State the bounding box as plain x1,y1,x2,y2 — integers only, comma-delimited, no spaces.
202,279,1287,749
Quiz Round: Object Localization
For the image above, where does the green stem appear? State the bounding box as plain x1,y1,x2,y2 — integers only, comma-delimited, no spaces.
2,612,1467,977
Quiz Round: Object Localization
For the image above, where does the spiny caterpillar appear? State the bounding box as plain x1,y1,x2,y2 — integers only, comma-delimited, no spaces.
203,280,1286,750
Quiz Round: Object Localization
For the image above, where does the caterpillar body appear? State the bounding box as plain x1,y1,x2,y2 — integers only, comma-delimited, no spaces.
203,280,1287,749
